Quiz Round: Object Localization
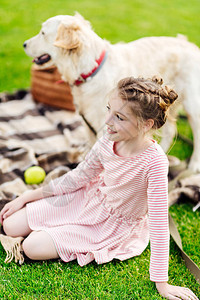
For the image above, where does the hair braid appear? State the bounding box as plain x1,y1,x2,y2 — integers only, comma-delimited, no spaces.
117,76,178,129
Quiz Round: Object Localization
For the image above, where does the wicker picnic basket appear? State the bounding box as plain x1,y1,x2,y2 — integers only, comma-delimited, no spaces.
31,65,75,111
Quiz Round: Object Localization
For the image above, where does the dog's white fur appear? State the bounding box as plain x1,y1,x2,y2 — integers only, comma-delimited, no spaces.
24,13,200,172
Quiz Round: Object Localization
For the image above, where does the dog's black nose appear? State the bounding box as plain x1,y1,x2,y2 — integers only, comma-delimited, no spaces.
23,42,27,48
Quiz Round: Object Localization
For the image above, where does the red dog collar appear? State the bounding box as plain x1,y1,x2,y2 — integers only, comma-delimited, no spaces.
74,50,107,86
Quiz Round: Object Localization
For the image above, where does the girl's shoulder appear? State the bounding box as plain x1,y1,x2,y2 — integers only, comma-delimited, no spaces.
144,141,169,179
152,140,168,157
144,140,169,166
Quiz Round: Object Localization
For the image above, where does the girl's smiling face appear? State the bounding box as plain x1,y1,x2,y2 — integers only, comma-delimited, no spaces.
105,90,139,143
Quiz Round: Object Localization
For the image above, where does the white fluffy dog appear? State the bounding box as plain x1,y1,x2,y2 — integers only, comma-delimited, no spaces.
23,13,200,172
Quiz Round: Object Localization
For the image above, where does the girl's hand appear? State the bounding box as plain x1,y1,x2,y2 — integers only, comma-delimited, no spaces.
0,187,45,225
156,282,199,300
0,192,30,224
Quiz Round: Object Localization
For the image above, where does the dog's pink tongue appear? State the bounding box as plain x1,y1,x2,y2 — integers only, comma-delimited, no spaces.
33,54,50,64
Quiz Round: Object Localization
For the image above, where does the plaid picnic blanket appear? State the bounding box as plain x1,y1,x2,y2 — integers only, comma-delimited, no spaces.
0,90,89,211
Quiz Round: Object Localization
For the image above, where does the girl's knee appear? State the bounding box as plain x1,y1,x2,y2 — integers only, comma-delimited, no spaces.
22,231,59,260
3,208,31,238
3,217,16,237
22,237,38,260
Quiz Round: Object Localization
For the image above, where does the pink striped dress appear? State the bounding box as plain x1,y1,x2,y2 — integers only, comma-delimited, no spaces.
26,134,169,282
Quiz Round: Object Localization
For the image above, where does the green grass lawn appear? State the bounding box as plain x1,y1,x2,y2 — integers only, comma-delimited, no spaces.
0,0,200,299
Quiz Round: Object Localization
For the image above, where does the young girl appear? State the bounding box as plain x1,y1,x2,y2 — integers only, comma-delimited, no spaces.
0,76,198,300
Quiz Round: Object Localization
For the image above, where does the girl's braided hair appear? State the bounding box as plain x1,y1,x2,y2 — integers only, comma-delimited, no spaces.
117,76,178,129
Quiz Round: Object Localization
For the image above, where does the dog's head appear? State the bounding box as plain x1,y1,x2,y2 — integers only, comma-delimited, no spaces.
23,13,93,69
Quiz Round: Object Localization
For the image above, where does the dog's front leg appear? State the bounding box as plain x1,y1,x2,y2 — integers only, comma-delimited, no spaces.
159,119,177,153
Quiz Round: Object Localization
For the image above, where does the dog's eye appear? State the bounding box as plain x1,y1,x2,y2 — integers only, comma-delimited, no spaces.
41,31,45,35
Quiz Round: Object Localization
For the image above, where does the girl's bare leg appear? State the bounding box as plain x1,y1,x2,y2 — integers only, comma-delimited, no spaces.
22,231,59,260
3,207,32,237
3,206,59,260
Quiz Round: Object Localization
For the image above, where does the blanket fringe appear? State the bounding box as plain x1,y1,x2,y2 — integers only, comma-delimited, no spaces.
0,234,24,264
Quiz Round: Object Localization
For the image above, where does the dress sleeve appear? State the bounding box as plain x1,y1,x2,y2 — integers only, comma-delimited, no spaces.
48,137,104,196
147,154,169,282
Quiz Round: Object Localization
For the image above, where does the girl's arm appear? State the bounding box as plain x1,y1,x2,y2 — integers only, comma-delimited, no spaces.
147,155,169,283
48,137,104,196
147,156,199,299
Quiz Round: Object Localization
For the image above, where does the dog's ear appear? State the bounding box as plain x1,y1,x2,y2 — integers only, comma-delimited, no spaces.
54,22,81,50
74,12,91,28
